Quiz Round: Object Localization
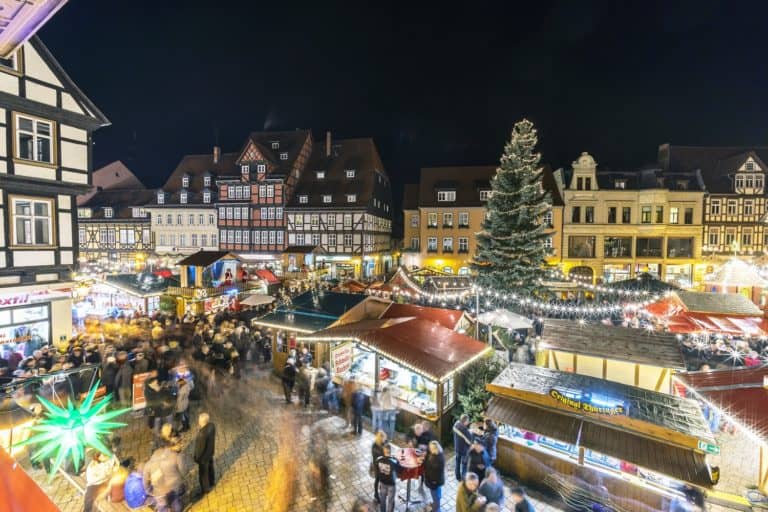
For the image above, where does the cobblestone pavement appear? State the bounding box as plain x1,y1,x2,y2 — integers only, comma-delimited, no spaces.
26,363,566,512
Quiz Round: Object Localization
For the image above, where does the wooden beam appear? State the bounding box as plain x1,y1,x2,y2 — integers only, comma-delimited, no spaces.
634,364,640,387
551,351,560,371
654,368,669,392
602,359,607,380
572,353,578,373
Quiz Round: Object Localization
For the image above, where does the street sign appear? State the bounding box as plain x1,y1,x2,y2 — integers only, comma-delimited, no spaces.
698,440,720,455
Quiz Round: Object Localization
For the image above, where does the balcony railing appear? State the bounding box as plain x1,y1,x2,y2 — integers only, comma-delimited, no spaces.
167,281,261,298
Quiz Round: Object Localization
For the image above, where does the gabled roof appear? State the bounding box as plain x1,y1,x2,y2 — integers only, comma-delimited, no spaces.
380,303,465,330
541,165,564,206
418,166,496,207
403,183,419,210
593,168,706,192
151,151,238,206
234,130,312,178
78,188,156,219
177,250,238,267
675,290,763,316
78,161,145,205
659,144,768,194
287,138,388,209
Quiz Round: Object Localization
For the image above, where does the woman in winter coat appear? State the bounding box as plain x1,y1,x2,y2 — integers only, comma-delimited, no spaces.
371,430,387,502
422,440,445,512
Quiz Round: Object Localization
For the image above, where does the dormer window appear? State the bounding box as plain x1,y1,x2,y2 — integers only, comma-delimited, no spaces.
676,180,689,190
614,180,626,189
479,190,491,200
299,195,308,204
241,164,250,175
345,169,356,179
77,208,92,219
437,190,456,202
346,194,357,203
257,164,266,174
316,171,325,179
280,152,288,160
157,192,165,204
132,208,146,218
746,161,755,171
104,207,113,218
203,192,211,203
272,141,280,149
203,175,211,187
180,192,188,204
323,195,332,203
182,175,189,188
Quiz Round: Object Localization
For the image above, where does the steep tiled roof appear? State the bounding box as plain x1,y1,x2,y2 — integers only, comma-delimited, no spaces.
233,130,312,179
78,161,145,205
163,151,239,193
418,166,496,207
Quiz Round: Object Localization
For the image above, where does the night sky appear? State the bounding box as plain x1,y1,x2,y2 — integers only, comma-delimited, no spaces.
37,1,768,207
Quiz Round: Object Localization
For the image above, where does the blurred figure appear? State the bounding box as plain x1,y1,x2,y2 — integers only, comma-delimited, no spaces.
423,440,445,512
456,472,486,512
83,451,118,512
282,357,297,403
371,430,387,502
194,412,216,495
143,440,185,512
175,377,192,432
510,487,535,512
478,467,504,509
307,433,331,511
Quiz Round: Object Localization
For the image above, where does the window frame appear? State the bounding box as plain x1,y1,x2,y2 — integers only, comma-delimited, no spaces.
437,190,457,202
346,194,357,203
10,195,55,247
14,113,55,166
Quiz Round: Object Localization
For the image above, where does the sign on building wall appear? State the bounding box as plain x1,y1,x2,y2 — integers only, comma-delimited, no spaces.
549,388,625,415
331,342,354,375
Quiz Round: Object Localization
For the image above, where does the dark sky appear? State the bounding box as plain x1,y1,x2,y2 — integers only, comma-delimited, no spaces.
37,0,768,206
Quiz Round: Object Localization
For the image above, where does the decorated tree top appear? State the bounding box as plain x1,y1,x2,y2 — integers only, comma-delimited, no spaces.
472,119,552,295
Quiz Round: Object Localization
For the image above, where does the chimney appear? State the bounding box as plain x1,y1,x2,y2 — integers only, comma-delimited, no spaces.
325,131,331,157
213,146,221,164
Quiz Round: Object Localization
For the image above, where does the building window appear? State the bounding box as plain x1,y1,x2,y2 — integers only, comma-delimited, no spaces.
211,234,217,246
641,206,651,224
198,214,204,225
744,200,754,215
708,229,719,246
132,208,145,218
543,236,553,249
311,233,320,246
345,169,356,179
458,212,469,227
410,237,419,250
209,214,215,225
190,234,198,247
727,200,737,215
259,185,266,197
242,207,249,219
280,152,288,160
410,214,419,228
668,238,693,258
736,175,744,189
710,200,720,215
343,233,353,246
243,231,250,244
267,185,274,198
234,231,241,244
684,208,693,224
669,207,679,224
607,207,617,224
266,231,274,244
159,234,166,246
166,214,173,225
542,211,553,227
104,207,113,218
78,227,86,246
157,215,163,225
311,214,319,227
622,207,631,223
479,190,491,200
187,214,193,225
571,206,581,223
427,213,438,227
344,214,352,228
585,206,594,224
241,164,249,175
15,115,53,163
442,237,453,252
743,230,753,246
323,195,332,203
264,207,273,220
567,236,595,258
604,237,632,258
257,164,266,174
346,194,356,203
317,171,325,179
576,177,583,190
274,231,282,245
443,212,453,227
200,234,207,247
142,228,150,245
655,206,664,223
614,180,626,189
458,237,469,252
636,237,663,257
326,233,336,246
427,237,438,252
180,192,187,204
234,208,241,220
179,234,186,247
12,197,53,246
725,229,736,246
203,175,211,187
437,190,456,202
296,233,304,245
299,195,308,204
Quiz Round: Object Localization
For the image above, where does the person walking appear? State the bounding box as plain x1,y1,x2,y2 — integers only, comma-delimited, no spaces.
374,443,402,512
350,384,366,435
114,352,133,406
478,468,505,509
452,414,472,481
297,364,312,407
83,451,118,512
142,440,185,512
423,440,445,512
193,412,216,496
282,357,297,403
481,418,498,466
466,437,491,481
371,431,387,502
456,472,486,512
175,377,192,432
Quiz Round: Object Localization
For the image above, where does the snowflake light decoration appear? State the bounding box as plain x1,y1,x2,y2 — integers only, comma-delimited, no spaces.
14,381,130,477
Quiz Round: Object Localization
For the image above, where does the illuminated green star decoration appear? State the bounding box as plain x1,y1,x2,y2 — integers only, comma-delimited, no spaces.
15,381,130,477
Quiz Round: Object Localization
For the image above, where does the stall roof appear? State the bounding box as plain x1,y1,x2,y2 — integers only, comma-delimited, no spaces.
489,364,713,443
380,303,465,330
300,317,492,381
177,250,239,267
540,319,685,368
252,291,366,333
676,366,768,443
103,274,179,297
486,396,712,487
0,447,60,512
652,291,763,316
254,269,280,285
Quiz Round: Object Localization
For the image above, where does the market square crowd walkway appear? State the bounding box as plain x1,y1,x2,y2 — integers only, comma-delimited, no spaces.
25,363,565,512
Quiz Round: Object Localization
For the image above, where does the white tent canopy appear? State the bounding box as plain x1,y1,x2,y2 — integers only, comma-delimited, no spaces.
477,309,532,330
704,259,768,288
241,294,276,306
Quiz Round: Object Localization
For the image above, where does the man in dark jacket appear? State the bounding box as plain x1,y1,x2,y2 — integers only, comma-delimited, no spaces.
350,385,366,435
466,437,491,482
452,414,473,481
194,412,216,495
374,443,402,512
282,358,297,403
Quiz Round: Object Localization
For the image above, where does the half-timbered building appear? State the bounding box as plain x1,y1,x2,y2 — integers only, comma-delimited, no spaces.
285,135,393,278
216,130,313,268
0,36,109,352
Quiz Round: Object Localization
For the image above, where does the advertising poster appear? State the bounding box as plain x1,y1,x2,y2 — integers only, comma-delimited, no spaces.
331,342,354,375
132,372,151,411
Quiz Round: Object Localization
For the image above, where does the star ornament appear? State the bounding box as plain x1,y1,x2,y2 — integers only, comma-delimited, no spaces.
14,381,130,478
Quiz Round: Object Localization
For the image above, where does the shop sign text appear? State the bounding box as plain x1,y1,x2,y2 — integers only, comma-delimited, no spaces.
0,294,30,307
549,389,625,415
331,342,353,375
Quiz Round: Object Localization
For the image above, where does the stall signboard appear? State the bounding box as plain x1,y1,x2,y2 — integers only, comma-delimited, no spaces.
132,372,152,411
549,389,625,415
697,440,720,455
331,342,354,375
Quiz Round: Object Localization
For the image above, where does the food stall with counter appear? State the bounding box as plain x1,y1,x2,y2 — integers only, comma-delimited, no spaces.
485,364,719,511
298,316,493,442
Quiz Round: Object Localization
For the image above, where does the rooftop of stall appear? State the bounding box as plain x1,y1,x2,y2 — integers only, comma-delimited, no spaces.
486,363,716,488
103,273,179,298
176,250,241,288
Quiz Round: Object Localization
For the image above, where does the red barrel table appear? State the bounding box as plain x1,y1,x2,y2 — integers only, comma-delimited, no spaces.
396,446,425,511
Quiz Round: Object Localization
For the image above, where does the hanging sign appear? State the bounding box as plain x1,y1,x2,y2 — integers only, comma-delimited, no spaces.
697,440,720,455
330,342,354,375
549,389,625,415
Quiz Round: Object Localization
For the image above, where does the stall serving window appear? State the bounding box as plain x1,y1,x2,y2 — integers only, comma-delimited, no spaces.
275,331,318,363
0,304,50,357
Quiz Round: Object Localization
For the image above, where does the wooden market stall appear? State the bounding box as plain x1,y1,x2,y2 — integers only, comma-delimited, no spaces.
486,364,719,512
297,316,492,442
537,319,686,393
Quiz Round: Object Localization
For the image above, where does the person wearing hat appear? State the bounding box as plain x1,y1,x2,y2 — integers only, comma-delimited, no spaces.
466,436,491,481
282,357,297,403
101,355,118,396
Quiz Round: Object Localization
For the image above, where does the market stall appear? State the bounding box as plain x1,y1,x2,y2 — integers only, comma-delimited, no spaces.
486,364,718,511
298,316,492,442
73,273,175,319
536,319,685,393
